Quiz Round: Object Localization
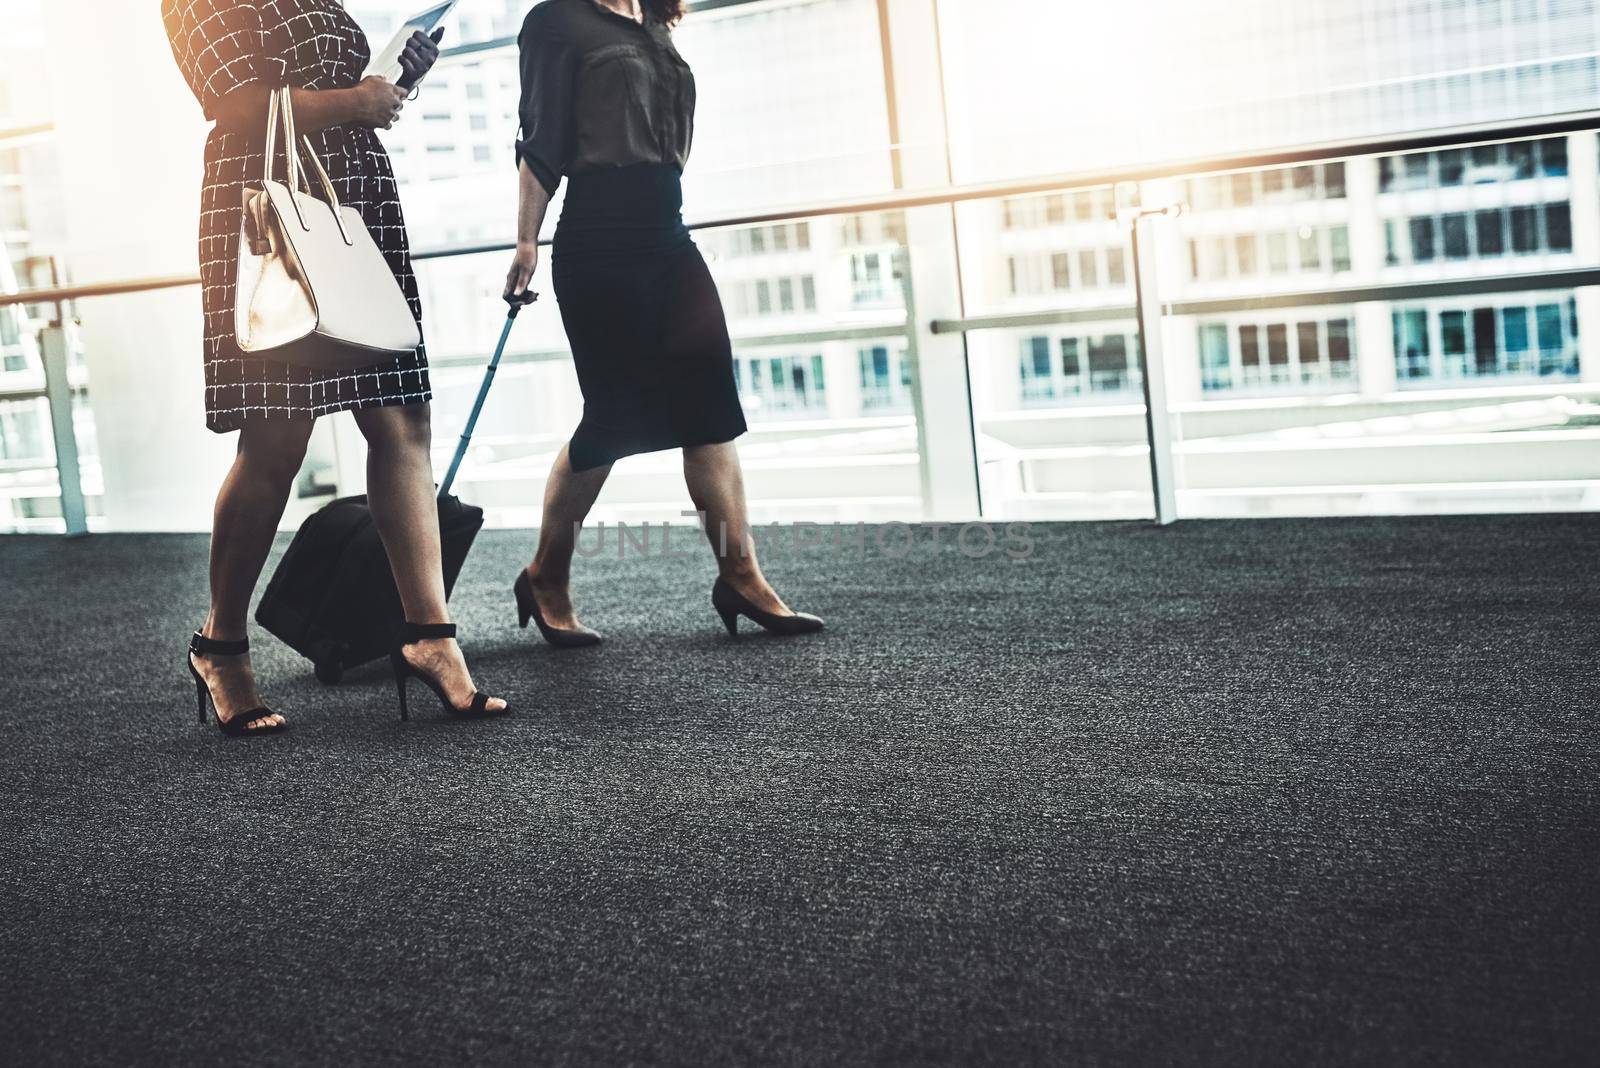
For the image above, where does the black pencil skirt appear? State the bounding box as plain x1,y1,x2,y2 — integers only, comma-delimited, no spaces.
552,164,748,472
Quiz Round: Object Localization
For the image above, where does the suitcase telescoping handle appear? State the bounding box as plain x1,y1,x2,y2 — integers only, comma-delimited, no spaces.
438,291,538,500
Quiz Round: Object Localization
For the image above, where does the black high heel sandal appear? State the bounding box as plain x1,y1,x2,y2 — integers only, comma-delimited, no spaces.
389,622,508,720
514,570,602,648
187,632,287,736
711,577,825,637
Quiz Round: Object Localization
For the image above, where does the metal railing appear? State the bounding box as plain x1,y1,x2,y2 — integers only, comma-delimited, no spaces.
10,109,1600,310
5,111,1600,531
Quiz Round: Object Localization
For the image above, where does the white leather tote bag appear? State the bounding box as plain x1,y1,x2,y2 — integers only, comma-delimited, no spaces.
234,87,420,369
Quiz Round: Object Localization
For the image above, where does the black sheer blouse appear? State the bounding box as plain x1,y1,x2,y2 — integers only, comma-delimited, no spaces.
515,0,697,198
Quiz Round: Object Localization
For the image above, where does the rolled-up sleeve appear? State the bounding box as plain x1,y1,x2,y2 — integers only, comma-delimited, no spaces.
162,0,288,122
515,9,579,198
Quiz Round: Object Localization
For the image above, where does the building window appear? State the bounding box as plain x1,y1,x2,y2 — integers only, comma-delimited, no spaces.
1020,336,1056,403
1380,137,1571,193
1329,226,1352,272
859,344,913,412
851,252,887,305
1106,248,1127,286
1410,217,1437,261
1298,228,1321,271
1392,298,1580,382
1050,253,1071,291
1198,315,1357,392
1200,323,1231,391
733,353,827,416
1390,202,1571,264
1189,226,1346,281
1017,332,1141,404
1235,234,1258,276
1266,232,1290,274
1078,249,1099,288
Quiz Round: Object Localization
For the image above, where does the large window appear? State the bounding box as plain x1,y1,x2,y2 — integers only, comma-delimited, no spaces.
9,0,1600,532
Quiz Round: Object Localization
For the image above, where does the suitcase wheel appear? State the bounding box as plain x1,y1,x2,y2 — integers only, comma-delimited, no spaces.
314,659,345,686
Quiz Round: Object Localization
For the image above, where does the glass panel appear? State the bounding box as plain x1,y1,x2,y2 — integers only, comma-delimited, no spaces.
939,1,1600,186
1476,210,1506,256
1437,149,1465,186
1155,136,1594,520
1541,137,1569,177
1200,323,1231,392
1442,214,1470,259
1298,228,1322,272
0,5,102,532
1510,206,1539,253
1235,234,1258,276
1266,232,1290,275
1410,217,1437,262
1546,203,1573,252
1330,226,1351,272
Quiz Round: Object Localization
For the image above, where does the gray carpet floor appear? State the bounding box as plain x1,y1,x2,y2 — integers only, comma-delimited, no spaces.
0,515,1597,1066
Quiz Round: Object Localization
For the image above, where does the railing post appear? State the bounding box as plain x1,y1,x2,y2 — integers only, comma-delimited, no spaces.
1127,192,1181,526
880,0,983,520
892,247,935,509
40,324,88,536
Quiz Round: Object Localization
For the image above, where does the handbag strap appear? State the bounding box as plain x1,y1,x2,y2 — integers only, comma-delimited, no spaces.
260,88,354,247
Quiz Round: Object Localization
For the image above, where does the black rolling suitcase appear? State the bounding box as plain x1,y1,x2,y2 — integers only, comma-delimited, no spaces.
256,296,532,684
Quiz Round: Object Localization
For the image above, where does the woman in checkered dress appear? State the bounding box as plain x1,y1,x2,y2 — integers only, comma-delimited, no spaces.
163,0,506,732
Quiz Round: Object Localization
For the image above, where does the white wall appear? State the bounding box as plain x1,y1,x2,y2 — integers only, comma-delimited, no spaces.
43,0,234,531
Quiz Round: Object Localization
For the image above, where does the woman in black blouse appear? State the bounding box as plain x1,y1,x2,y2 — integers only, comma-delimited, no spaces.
504,0,823,642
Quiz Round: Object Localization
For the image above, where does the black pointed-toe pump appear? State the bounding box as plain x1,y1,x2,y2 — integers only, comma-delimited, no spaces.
514,570,602,648
390,622,508,720
711,577,825,637
187,632,288,736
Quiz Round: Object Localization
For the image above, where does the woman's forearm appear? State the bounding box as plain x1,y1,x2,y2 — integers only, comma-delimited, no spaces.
286,87,365,133
505,162,552,297
212,85,363,136
516,162,552,245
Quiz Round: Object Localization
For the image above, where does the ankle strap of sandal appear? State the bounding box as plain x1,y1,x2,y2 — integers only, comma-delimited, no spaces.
191,631,249,657
399,621,457,643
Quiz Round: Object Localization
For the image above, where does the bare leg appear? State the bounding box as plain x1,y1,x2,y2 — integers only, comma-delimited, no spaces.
193,417,315,730
355,403,505,713
682,441,791,616
523,442,612,629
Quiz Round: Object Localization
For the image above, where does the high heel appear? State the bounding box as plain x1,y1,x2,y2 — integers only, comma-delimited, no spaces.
187,632,287,736
514,570,602,648
390,622,508,720
711,577,824,638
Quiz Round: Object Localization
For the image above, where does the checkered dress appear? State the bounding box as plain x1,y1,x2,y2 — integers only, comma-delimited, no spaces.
163,0,430,432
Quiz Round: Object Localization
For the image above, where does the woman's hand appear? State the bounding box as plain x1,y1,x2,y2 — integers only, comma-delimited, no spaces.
349,76,408,129
397,28,445,88
504,241,540,302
